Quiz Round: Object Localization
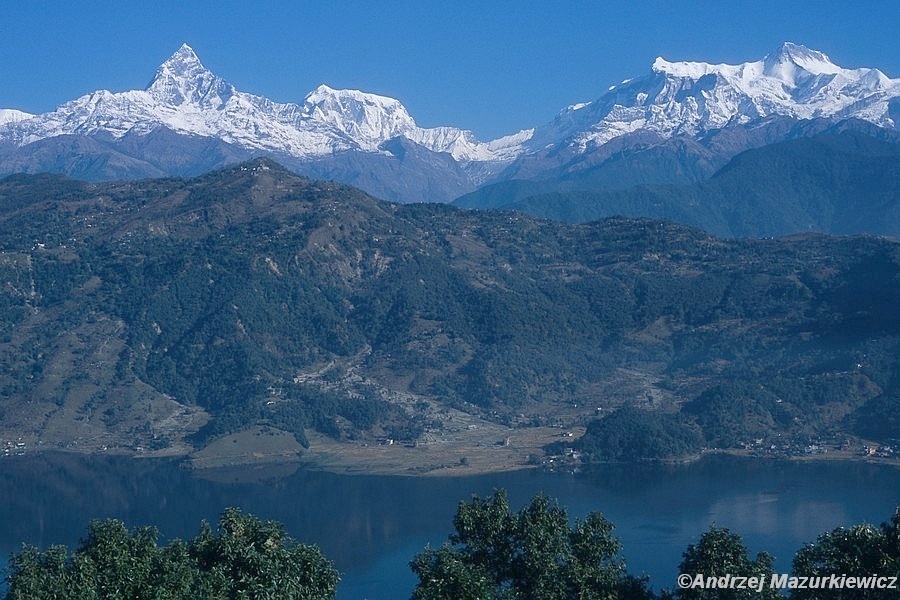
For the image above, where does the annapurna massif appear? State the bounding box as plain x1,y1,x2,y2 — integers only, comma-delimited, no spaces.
1,42,897,203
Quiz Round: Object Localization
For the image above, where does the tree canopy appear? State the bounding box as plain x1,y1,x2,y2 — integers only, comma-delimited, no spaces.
4,498,899,599
4,508,338,600
409,489,652,599
791,507,900,599
676,525,780,600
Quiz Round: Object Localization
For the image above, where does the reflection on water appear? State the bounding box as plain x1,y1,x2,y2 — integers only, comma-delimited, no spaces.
0,453,897,598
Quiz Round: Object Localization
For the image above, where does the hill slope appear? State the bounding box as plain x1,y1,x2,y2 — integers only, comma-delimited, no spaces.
0,160,897,463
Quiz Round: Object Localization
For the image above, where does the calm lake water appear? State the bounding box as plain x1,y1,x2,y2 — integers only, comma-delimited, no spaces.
0,453,897,598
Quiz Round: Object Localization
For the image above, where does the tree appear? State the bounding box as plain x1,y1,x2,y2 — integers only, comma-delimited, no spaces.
6,520,176,600
4,508,339,600
410,546,502,600
190,507,339,599
5,544,73,600
790,507,900,599
409,489,652,600
677,525,779,599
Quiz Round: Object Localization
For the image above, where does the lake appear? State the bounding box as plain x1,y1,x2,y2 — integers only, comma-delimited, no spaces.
0,453,897,598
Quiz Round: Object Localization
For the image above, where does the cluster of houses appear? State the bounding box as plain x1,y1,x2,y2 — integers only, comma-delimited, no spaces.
862,445,895,458
2,439,26,456
734,433,898,460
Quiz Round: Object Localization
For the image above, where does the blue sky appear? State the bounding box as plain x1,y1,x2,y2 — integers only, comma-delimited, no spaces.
2,0,898,140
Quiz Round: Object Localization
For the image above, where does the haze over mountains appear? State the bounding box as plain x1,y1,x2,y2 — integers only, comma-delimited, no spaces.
1,42,898,207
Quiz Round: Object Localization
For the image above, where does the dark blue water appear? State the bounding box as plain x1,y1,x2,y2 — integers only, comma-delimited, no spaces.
0,453,897,598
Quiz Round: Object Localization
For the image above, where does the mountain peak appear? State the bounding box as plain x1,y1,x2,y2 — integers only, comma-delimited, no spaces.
651,43,841,82
305,84,405,111
152,43,205,80
1,41,897,203
535,43,899,154
0,109,34,127
146,43,234,106
171,43,201,63
763,42,841,79
303,84,417,146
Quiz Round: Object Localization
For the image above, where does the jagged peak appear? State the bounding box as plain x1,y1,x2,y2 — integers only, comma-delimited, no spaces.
150,44,205,82
146,43,233,105
170,43,201,64
650,43,843,82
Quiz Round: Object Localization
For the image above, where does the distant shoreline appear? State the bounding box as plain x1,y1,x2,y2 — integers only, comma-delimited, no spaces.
5,430,897,476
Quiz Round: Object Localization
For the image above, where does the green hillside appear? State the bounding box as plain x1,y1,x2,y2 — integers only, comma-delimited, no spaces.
1,159,897,462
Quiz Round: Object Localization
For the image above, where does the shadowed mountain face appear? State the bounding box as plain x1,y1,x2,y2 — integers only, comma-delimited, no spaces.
466,129,900,238
0,160,898,458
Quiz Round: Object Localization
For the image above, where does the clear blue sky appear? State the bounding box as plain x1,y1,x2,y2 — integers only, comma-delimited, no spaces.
2,0,898,140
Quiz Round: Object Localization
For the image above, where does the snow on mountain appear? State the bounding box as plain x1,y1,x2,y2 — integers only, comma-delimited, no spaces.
145,43,236,106
0,109,34,127
299,84,528,161
0,42,897,177
527,42,899,152
0,44,527,163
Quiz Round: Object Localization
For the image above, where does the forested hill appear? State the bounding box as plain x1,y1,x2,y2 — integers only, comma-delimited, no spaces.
0,159,897,459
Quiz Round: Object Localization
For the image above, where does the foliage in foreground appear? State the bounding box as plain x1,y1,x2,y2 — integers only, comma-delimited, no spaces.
5,497,899,599
410,491,900,600
409,489,652,599
677,525,780,599
791,508,900,600
3,508,338,600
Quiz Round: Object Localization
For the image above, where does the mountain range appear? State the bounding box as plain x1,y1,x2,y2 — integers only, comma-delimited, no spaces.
1,42,898,205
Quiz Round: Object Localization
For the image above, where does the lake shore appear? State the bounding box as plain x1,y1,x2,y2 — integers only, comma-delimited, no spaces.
182,429,900,475
6,426,897,476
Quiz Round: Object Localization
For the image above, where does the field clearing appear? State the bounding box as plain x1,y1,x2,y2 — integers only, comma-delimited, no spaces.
299,426,580,476
185,425,580,476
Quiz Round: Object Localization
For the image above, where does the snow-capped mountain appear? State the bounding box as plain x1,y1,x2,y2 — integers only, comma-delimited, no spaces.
0,42,897,203
0,44,526,163
0,109,34,127
526,42,898,152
